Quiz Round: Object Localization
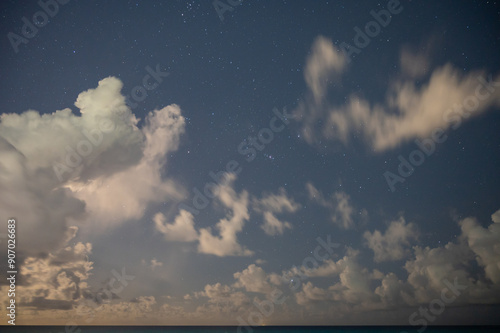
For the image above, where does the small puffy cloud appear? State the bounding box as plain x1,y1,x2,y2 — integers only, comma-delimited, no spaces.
68,104,187,228
157,173,253,255
253,187,301,213
363,217,419,262
154,210,198,242
0,134,87,256
306,183,363,229
292,259,345,278
261,212,292,236
459,213,500,284
233,264,273,294
84,296,157,324
198,173,253,256
150,259,163,270
253,188,299,236
491,209,500,223
404,242,474,303
194,283,249,310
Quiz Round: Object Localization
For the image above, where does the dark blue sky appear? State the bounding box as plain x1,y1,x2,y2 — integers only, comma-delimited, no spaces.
1,0,500,326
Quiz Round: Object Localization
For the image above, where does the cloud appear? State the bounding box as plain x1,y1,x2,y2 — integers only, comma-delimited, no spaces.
150,259,163,270
154,210,198,242
403,242,473,304
287,209,500,314
233,264,273,293
330,192,356,229
155,173,254,255
253,188,299,236
0,134,87,256
403,211,500,304
492,209,500,223
79,295,158,324
306,182,364,229
0,227,93,311
374,272,413,308
21,208,498,323
260,212,292,236
67,103,187,228
399,37,439,80
363,217,419,262
296,281,332,305
197,173,253,256
142,258,164,271
459,213,500,284
287,258,344,279
194,282,249,310
304,36,347,104
0,77,187,257
253,187,300,213
399,45,430,79
295,248,376,306
294,37,500,151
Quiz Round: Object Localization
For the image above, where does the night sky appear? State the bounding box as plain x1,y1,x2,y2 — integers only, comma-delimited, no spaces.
1,0,500,327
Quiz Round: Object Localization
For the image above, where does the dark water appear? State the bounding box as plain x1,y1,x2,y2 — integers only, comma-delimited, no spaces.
0,326,494,333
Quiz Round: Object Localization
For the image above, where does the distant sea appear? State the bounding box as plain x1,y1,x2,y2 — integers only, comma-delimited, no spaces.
0,326,496,333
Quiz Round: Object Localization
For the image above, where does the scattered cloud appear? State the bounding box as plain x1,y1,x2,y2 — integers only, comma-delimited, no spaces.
363,217,419,262
260,212,293,236
194,282,249,311
491,209,500,223
253,188,299,236
142,258,164,271
304,36,347,104
459,213,500,285
306,182,365,229
294,37,500,151
198,173,253,256
278,209,500,316
0,227,92,311
400,46,430,79
253,188,300,213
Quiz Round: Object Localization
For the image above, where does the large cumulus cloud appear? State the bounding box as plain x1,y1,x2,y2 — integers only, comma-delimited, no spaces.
0,76,186,257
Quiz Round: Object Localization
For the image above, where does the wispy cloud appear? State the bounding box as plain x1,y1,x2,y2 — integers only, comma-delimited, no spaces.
294,36,500,151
